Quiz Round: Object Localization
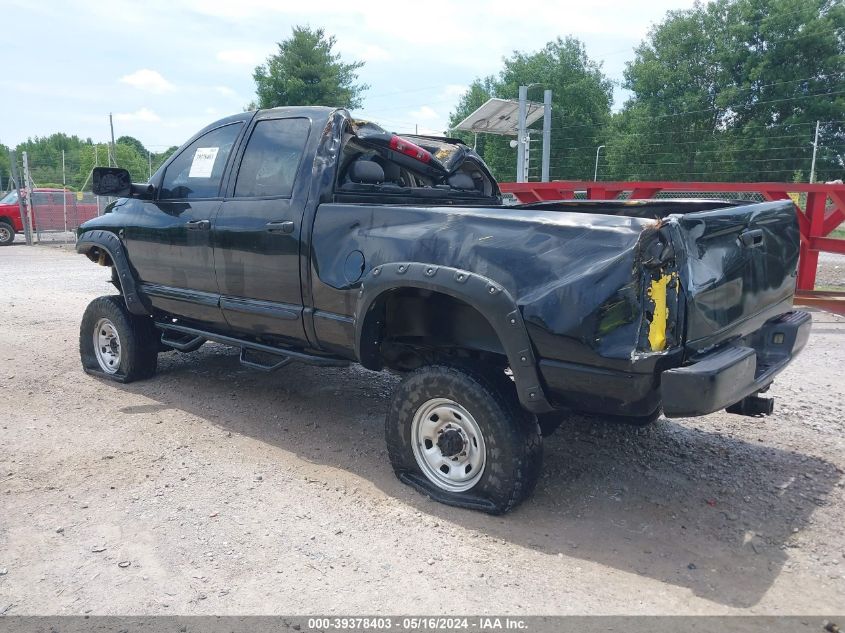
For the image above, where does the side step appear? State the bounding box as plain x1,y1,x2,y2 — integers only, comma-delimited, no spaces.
155,322,350,370
161,331,206,352
239,348,292,372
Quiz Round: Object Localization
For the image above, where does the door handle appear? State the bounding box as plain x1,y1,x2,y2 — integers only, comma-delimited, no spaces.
186,219,210,231
266,220,295,234
739,229,764,248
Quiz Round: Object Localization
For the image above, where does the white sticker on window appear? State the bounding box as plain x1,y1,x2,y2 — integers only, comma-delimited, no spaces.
189,147,220,178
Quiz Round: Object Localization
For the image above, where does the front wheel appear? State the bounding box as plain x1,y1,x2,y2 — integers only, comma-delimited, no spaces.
79,295,158,382
385,364,542,514
0,221,15,245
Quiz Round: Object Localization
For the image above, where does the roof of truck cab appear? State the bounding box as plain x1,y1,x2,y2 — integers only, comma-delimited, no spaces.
196,106,341,137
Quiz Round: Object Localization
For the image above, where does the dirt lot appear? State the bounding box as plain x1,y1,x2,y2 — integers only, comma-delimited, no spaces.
1,244,844,615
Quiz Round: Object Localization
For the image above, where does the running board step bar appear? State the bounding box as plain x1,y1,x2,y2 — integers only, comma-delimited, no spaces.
155,322,350,369
239,348,292,372
160,331,206,352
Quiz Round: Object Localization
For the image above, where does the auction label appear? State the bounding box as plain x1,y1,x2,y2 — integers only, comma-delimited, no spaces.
189,147,219,178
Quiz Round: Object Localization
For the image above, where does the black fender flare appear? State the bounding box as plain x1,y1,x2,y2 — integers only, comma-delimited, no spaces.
76,230,150,316
355,262,552,414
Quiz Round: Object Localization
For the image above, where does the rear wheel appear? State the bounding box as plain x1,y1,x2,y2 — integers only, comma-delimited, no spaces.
80,295,158,382
385,363,542,514
0,222,15,245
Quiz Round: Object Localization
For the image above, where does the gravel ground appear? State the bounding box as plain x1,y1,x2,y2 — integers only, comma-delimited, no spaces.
1,244,844,615
816,252,845,289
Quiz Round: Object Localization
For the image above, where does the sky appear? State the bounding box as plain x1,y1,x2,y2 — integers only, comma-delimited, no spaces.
2,0,699,153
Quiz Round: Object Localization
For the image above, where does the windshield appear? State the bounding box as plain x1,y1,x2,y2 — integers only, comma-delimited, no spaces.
0,190,18,204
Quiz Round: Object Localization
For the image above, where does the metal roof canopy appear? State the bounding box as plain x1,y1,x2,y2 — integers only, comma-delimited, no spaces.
454,98,545,136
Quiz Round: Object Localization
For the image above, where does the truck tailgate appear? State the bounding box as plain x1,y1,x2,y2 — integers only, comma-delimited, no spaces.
673,200,799,353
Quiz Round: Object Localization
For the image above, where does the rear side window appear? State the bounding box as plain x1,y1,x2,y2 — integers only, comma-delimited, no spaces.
160,123,242,199
234,118,310,198
31,192,52,206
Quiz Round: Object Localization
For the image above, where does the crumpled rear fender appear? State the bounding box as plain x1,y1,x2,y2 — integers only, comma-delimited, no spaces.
355,262,553,414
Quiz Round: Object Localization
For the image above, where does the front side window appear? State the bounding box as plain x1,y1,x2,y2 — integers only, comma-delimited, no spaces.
160,123,242,199
234,118,310,198
0,191,18,204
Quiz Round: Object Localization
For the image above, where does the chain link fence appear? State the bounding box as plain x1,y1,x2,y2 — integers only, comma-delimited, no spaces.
0,186,106,245
1,151,112,244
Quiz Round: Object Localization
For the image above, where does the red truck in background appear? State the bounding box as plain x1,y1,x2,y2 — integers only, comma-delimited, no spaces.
0,188,100,244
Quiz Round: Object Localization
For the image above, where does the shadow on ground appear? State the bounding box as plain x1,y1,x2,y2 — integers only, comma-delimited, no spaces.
114,344,840,609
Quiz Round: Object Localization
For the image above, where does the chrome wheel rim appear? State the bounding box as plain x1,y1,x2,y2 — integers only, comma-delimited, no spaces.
411,398,486,492
0,226,11,242
93,318,121,374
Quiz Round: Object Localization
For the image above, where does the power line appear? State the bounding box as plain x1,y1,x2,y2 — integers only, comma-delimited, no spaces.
547,89,845,134
538,137,828,154
541,141,845,159
527,120,845,147
589,155,842,168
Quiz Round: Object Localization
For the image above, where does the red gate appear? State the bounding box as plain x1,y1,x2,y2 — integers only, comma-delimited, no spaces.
500,180,845,315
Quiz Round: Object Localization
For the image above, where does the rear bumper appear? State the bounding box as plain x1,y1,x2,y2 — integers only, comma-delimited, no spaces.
661,311,811,417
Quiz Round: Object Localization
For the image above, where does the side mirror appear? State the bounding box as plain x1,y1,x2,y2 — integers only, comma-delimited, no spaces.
92,167,131,196
92,167,155,199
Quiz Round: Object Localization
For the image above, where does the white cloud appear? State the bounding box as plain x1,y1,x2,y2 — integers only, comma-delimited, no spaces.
441,84,469,99
216,49,263,66
1,0,702,149
114,108,161,123
409,106,439,121
335,39,392,63
119,69,174,94
213,85,238,97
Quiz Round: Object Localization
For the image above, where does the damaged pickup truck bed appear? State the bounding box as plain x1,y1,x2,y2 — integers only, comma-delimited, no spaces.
77,106,810,513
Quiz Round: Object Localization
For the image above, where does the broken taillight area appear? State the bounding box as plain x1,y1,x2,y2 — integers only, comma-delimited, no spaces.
389,136,432,163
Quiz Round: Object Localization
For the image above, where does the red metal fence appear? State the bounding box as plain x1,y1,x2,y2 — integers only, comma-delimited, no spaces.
500,180,845,314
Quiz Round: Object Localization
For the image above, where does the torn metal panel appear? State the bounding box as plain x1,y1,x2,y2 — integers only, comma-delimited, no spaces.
312,203,660,371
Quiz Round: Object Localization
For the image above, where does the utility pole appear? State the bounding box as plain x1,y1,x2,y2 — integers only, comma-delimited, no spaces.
516,85,527,183
809,120,820,184
541,89,552,182
94,145,101,216
148,150,152,180
21,152,35,244
8,151,32,245
109,113,117,167
62,149,68,241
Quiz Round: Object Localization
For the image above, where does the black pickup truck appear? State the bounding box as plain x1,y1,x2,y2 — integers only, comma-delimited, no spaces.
79,106,810,513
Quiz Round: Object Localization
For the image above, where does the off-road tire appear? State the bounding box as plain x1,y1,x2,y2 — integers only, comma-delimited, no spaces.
0,221,15,245
80,295,158,382
385,363,543,514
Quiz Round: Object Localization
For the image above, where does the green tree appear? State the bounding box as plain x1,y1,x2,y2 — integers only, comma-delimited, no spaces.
608,0,845,182
0,142,10,191
252,26,368,110
449,37,613,182
152,146,178,175
116,135,148,157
